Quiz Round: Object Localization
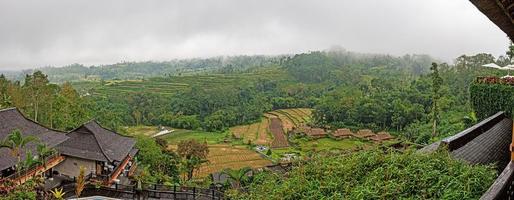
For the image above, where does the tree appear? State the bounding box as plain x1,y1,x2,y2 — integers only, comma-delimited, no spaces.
0,130,37,168
23,71,51,122
430,63,443,137
177,140,209,180
222,167,252,190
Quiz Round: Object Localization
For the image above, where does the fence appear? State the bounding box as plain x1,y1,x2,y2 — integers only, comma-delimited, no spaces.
6,152,63,182
481,162,514,200
60,183,224,200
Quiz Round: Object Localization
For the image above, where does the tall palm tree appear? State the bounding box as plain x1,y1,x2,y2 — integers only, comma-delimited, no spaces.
221,167,252,190
0,129,38,177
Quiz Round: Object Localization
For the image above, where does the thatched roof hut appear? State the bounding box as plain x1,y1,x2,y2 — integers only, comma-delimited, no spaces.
306,128,327,138
369,131,395,142
353,129,376,139
470,0,514,40
331,128,354,139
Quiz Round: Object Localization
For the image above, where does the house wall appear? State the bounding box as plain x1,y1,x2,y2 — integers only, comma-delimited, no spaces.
53,156,96,178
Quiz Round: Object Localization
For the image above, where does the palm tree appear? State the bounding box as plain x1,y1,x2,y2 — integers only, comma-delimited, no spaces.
0,129,38,179
36,143,55,168
221,167,252,190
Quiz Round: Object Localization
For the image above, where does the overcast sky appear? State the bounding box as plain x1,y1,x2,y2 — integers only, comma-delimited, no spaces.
0,0,509,70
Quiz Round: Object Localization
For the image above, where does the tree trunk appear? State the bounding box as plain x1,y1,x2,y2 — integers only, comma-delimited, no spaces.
432,119,437,137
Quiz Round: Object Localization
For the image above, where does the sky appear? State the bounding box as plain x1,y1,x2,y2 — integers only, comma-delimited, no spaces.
0,0,510,70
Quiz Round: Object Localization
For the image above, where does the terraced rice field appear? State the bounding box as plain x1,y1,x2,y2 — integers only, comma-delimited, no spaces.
229,118,272,145
73,69,288,97
230,108,313,147
255,118,272,145
269,118,289,148
195,145,272,177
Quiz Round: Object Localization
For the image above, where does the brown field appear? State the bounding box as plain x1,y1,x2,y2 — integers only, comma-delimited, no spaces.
229,118,273,145
229,125,249,139
268,112,295,132
195,145,272,177
269,118,289,148
255,118,272,145
230,108,313,147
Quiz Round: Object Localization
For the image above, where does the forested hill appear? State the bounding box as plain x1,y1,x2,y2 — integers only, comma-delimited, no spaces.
12,49,435,83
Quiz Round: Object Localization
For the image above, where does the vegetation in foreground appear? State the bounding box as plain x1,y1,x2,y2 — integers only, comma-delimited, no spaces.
228,150,497,200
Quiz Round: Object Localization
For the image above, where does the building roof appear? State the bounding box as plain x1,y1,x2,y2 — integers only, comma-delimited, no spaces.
0,108,69,171
57,121,136,163
353,129,376,138
369,132,394,142
470,0,514,40
420,112,512,171
306,128,327,137
331,128,353,137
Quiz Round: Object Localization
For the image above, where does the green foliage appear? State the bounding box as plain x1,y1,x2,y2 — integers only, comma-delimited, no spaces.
470,82,514,120
230,150,496,200
135,136,179,183
50,187,66,200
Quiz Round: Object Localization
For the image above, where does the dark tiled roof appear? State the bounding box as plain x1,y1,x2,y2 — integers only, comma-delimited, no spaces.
56,129,108,162
420,112,512,171
0,108,68,170
58,121,135,162
451,118,512,169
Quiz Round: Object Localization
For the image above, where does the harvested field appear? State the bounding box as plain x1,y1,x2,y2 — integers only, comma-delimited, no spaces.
229,118,273,145
229,125,249,139
195,145,272,177
255,118,272,145
268,112,295,132
270,118,289,148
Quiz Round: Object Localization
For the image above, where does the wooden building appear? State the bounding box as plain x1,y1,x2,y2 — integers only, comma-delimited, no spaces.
368,131,394,143
0,108,137,186
331,128,354,139
353,129,376,139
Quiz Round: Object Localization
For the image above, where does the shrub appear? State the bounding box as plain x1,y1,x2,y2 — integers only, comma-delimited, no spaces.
229,149,496,200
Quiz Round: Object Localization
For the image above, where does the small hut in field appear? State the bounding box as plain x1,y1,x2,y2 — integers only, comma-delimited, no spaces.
331,128,354,139
353,129,376,139
369,131,395,143
306,128,327,138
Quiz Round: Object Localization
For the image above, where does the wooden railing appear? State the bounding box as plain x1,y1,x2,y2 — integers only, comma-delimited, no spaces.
481,162,514,200
60,183,224,200
442,111,505,151
7,153,65,185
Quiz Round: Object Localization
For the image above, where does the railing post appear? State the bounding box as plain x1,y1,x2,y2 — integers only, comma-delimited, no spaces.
173,185,176,199
212,189,215,200
115,183,118,190
193,187,196,200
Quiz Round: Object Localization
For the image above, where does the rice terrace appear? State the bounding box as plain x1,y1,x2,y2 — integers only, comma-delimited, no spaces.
2,1,514,199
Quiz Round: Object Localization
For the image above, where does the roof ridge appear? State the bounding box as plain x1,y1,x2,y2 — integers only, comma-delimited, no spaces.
82,123,113,162
0,107,16,112
3,107,68,134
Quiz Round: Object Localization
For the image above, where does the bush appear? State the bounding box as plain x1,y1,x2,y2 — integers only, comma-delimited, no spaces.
229,149,496,200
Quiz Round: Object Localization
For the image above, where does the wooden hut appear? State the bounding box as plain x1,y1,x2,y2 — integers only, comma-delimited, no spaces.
331,128,353,139
306,128,327,138
369,131,395,143
353,129,376,139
